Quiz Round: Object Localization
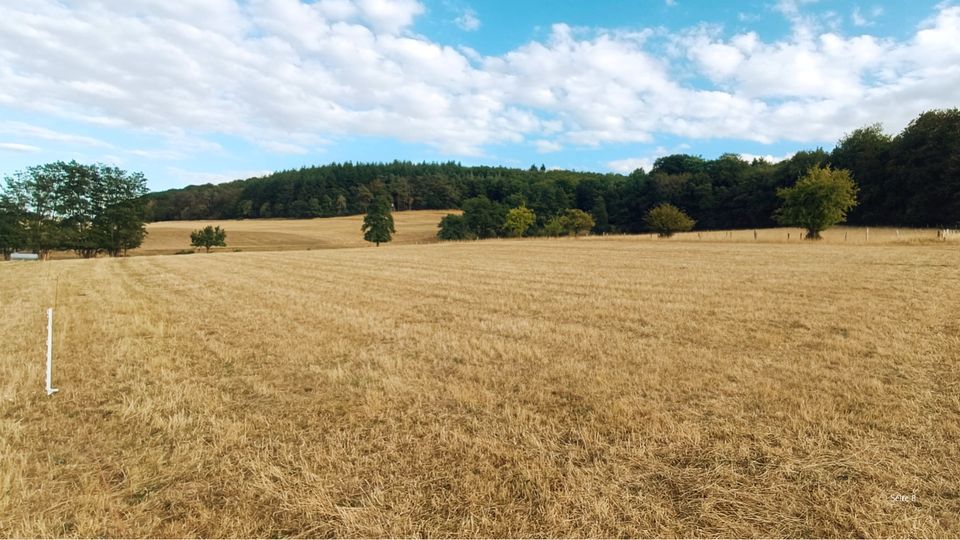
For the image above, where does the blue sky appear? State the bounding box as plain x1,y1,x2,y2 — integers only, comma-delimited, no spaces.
0,0,957,191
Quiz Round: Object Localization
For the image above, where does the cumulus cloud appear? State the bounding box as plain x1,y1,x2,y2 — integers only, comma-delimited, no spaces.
0,0,957,169
534,139,562,153
738,152,796,163
606,144,690,174
607,157,653,174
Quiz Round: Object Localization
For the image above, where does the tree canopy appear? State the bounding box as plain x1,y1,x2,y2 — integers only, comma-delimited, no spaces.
775,166,858,239
190,225,227,252
143,111,960,235
645,204,696,237
558,209,595,236
362,195,395,246
503,205,536,237
0,161,148,259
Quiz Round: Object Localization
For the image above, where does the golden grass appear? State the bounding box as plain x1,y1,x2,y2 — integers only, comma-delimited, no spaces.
1,238,958,537
620,226,957,245
135,210,452,255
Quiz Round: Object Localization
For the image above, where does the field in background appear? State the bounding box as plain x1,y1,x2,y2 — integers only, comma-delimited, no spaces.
136,210,452,255
663,226,954,244
1,238,959,536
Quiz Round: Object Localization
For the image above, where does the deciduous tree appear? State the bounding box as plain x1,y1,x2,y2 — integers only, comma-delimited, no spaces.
503,204,536,237
0,195,24,260
437,213,472,240
775,165,858,239
558,208,595,236
190,225,227,252
644,203,695,237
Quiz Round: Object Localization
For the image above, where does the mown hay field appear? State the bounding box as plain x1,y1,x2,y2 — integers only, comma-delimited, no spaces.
135,210,451,255
1,237,958,537
609,226,956,245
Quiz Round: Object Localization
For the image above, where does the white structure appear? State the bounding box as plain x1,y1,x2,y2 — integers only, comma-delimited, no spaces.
10,252,39,261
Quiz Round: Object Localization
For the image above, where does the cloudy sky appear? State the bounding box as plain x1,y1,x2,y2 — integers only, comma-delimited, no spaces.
1,0,958,191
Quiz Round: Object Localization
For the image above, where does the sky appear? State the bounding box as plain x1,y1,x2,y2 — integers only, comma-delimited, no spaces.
0,1,958,191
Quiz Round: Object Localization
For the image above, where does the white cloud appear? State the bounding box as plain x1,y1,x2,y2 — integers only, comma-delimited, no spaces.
0,142,41,153
852,5,885,27
455,8,480,31
0,121,112,147
534,139,562,153
607,143,694,174
852,7,869,27
356,0,424,33
607,157,653,174
258,140,311,154
738,152,795,163
0,0,957,164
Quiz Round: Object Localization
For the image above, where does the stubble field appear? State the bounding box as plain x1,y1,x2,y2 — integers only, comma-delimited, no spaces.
134,210,451,255
1,236,958,537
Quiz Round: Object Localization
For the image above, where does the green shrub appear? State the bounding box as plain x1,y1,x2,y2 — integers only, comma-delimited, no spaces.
645,204,695,237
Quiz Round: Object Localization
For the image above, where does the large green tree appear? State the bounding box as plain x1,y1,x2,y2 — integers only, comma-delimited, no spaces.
362,195,395,246
3,165,65,259
830,124,892,224
1,162,148,259
437,213,472,240
0,195,24,260
90,165,149,256
645,203,695,237
887,109,960,227
558,209,595,237
590,196,609,234
775,165,858,239
190,225,227,252
461,196,506,239
503,204,536,237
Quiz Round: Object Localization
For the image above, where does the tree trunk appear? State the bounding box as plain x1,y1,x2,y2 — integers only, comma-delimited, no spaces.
206,246,211,253
806,229,822,240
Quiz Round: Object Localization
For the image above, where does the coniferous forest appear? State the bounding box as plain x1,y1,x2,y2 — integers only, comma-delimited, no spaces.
146,109,960,232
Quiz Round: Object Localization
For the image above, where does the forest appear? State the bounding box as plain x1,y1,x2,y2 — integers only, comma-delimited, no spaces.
146,109,960,231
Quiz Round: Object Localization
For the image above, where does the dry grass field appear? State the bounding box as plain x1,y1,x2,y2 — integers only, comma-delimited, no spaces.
134,210,451,255
662,226,954,245
1,237,959,537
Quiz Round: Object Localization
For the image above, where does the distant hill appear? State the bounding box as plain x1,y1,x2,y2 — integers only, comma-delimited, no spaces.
146,109,960,229
136,210,451,255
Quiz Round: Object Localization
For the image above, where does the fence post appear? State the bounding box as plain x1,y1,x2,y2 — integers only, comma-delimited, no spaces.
46,308,58,396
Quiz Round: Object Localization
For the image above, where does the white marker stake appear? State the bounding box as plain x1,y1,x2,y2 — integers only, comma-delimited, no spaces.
46,308,58,395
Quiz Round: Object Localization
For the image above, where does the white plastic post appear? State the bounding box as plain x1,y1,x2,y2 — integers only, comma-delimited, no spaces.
46,308,58,395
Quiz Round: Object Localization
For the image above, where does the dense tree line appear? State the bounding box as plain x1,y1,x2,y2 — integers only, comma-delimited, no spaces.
140,108,960,232
0,162,148,259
